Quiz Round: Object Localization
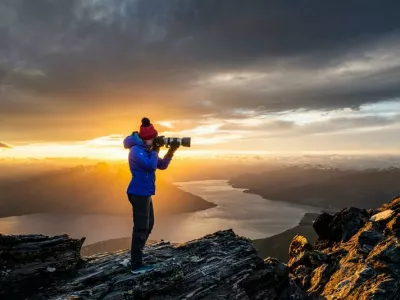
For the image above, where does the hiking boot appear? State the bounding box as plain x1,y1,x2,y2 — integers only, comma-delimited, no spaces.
143,254,158,264
131,264,154,275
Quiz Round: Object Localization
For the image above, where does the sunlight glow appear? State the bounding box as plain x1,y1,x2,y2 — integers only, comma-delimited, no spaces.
162,124,223,136
158,121,175,128
198,72,267,86
2,99,400,161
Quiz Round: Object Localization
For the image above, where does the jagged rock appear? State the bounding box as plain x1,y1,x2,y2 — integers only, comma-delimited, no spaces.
288,235,332,293
385,213,400,236
240,257,310,300
289,235,312,257
292,265,312,290
370,209,395,223
367,208,379,217
367,235,400,265
1,230,306,300
379,195,400,211
0,233,85,298
329,207,370,243
312,213,333,240
239,257,288,299
288,236,313,271
307,263,336,295
284,196,400,299
278,279,311,300
313,207,370,250
357,223,384,251
288,235,328,273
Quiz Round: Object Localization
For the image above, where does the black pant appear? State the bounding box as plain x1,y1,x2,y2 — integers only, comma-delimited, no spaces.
128,194,154,268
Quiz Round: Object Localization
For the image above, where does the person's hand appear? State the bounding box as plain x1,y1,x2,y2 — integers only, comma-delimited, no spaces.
151,136,164,153
169,140,180,151
165,140,180,158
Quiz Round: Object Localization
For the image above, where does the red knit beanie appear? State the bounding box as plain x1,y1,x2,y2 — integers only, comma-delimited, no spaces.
139,117,158,140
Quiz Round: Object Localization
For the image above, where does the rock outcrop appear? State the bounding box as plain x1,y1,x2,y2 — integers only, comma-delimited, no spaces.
290,195,400,299
2,196,400,299
1,230,307,300
0,234,85,298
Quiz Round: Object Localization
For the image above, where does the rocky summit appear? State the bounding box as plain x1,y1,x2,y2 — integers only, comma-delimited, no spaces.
1,196,400,300
1,230,304,300
290,195,400,299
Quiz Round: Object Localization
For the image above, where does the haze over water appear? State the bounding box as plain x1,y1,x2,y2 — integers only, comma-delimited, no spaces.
0,180,320,244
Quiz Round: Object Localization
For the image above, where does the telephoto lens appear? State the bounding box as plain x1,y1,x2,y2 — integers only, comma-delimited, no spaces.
163,137,191,147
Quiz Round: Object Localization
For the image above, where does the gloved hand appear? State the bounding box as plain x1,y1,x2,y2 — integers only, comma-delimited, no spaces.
170,140,180,150
151,145,160,153
151,136,164,153
165,140,180,158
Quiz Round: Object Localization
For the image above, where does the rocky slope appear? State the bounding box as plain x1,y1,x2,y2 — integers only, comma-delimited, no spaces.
1,196,400,299
288,195,400,299
1,230,306,300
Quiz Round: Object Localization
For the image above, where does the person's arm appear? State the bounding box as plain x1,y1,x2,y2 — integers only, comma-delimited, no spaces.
157,143,179,170
157,155,172,170
132,146,158,171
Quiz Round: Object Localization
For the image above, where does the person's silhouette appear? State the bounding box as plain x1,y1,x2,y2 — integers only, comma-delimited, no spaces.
123,117,179,274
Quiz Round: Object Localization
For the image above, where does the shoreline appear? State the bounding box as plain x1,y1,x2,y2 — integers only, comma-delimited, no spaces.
231,183,341,212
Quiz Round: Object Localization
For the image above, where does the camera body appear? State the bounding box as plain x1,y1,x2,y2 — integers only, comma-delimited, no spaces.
154,136,191,148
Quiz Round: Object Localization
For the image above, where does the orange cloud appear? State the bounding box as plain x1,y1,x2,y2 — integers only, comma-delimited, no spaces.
0,142,12,148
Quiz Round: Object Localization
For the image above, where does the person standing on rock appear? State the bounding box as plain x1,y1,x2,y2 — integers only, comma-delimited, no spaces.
123,117,180,274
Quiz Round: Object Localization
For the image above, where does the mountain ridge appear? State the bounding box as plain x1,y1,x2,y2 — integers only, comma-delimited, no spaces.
230,166,400,210
0,163,216,218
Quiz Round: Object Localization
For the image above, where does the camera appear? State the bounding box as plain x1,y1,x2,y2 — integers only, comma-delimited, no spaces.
154,136,191,148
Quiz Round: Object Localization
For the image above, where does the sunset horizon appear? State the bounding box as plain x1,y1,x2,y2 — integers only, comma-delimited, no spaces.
1,2,400,297
2,99,400,160
1,2,400,160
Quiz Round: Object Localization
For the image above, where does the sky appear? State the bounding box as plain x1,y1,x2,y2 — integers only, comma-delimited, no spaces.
1,0,400,159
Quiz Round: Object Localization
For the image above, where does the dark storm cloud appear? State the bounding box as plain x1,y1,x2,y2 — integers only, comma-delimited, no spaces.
1,0,400,120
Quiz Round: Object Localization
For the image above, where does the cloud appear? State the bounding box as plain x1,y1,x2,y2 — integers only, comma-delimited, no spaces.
1,1,400,141
0,142,12,148
162,110,400,146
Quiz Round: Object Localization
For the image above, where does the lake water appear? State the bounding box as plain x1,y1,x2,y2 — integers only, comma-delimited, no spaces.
0,180,321,244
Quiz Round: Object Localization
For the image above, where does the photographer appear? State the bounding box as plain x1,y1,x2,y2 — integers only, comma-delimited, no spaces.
123,117,179,274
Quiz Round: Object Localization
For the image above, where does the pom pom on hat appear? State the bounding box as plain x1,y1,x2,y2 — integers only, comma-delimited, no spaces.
141,117,151,127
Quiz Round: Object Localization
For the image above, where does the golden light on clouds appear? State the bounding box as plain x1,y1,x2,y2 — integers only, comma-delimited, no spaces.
2,100,400,161
0,134,234,160
1,136,397,161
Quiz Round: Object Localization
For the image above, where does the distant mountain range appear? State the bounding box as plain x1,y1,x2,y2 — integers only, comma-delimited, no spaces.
0,162,216,218
230,165,400,210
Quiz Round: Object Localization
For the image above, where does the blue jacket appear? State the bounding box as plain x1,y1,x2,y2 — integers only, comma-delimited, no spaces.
123,132,172,196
